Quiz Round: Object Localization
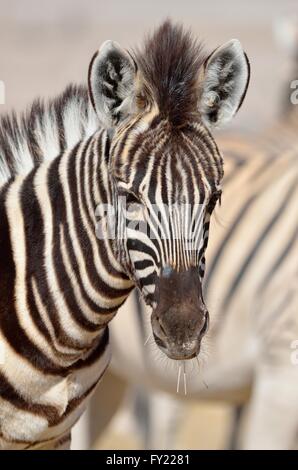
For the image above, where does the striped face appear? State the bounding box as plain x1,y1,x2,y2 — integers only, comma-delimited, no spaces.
110,113,223,359
88,22,250,360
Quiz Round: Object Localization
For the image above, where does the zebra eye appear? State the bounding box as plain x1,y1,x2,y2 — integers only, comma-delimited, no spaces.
120,191,144,220
126,202,144,222
118,187,140,204
127,203,142,217
125,192,140,206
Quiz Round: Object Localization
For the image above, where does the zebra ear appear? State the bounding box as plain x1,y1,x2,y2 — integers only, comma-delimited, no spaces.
88,41,137,128
199,39,250,128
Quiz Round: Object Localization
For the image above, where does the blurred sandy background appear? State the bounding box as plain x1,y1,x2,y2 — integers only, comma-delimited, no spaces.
0,0,297,450
0,0,297,132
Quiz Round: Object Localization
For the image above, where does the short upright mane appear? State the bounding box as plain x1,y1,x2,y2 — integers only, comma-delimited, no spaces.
136,20,206,127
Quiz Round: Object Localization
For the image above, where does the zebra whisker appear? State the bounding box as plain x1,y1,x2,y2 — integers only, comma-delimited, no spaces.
196,355,209,389
202,379,209,390
144,333,152,346
183,361,187,396
177,364,182,393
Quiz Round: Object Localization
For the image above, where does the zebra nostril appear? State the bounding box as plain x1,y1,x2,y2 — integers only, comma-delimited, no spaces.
156,316,167,337
153,333,167,349
152,315,168,348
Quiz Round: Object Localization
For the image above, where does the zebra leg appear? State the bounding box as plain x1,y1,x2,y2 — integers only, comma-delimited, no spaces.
242,364,298,449
133,387,185,450
133,386,151,447
227,405,245,450
72,371,127,449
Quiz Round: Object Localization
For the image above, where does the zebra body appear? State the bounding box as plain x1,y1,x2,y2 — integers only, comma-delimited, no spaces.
0,22,250,449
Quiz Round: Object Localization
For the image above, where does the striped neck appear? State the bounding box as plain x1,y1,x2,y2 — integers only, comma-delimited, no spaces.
40,128,135,329
2,127,133,369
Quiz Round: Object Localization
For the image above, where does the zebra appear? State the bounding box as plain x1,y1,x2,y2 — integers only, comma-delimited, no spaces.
76,38,298,450
0,21,250,449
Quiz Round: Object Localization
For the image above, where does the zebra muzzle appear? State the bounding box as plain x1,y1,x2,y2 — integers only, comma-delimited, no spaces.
150,266,209,360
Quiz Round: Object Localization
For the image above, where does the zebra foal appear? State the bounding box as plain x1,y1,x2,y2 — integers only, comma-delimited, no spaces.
0,21,249,449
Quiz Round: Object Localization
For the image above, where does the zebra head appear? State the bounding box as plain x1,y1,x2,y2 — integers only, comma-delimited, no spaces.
89,22,250,360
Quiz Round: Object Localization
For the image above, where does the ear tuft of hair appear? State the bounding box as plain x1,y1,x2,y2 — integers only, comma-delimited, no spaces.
135,20,207,127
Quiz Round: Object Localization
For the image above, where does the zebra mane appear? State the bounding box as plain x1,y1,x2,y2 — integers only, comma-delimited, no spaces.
0,84,99,185
135,20,207,127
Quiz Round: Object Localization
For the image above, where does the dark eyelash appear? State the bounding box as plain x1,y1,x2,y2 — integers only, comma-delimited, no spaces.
126,192,140,205
118,188,140,205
